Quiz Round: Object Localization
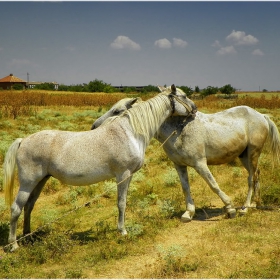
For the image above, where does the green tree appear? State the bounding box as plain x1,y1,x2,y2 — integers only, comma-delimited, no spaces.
141,85,160,94
12,83,24,90
220,84,236,95
194,86,200,93
33,83,56,90
86,79,116,93
178,86,193,97
201,86,219,96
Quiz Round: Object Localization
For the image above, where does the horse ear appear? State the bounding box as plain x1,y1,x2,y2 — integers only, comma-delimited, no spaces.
131,97,141,105
126,97,140,108
171,84,176,93
158,85,166,92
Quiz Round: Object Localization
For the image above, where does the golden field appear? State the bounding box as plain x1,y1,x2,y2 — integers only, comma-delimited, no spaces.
0,90,279,278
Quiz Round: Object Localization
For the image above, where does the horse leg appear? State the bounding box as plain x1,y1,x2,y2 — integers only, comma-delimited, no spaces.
239,150,261,215
116,171,132,235
194,161,236,218
174,164,195,222
8,188,33,251
23,176,50,235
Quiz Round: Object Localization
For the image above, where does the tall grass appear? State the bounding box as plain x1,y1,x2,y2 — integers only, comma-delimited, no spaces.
0,90,279,278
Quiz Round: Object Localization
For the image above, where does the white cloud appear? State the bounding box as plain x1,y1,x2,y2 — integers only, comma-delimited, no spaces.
173,38,188,48
217,46,237,55
252,49,264,56
226,30,258,45
110,36,141,50
211,40,222,48
154,38,172,49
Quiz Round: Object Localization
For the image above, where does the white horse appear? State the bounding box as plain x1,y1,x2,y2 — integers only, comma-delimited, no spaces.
92,86,280,221
3,85,197,251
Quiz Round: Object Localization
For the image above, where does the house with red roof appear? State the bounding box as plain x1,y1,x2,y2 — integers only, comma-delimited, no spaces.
0,74,27,89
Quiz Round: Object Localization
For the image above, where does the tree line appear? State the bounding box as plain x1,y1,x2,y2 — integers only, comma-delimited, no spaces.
12,79,237,96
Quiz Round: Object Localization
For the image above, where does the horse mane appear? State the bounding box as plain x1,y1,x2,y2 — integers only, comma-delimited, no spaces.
124,94,170,145
100,94,170,146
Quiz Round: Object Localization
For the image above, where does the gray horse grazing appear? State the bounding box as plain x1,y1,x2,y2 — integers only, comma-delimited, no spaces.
3,86,197,251
92,86,280,221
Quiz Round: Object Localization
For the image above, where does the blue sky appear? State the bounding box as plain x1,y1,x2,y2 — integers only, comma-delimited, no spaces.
0,1,280,91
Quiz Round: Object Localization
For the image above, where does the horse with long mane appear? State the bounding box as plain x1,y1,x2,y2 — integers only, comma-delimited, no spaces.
92,86,280,221
3,85,197,251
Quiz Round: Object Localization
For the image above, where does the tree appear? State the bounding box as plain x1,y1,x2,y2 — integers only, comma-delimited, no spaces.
201,86,219,96
220,84,236,95
141,85,160,94
194,86,200,93
179,86,193,97
33,83,56,90
86,79,116,93
12,83,24,90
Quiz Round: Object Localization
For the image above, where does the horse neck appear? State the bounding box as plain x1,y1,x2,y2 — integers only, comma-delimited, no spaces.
124,94,172,146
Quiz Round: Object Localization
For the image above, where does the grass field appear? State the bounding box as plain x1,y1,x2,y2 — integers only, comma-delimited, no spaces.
0,90,280,278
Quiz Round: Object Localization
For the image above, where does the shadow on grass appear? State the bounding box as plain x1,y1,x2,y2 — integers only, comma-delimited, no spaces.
193,207,225,221
173,207,225,222
70,227,117,243
0,222,9,247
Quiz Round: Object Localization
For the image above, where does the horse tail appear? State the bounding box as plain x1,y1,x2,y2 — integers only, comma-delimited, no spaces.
3,138,23,206
264,115,280,168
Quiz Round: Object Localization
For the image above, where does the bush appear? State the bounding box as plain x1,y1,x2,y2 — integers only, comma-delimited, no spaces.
201,86,219,96
220,84,236,95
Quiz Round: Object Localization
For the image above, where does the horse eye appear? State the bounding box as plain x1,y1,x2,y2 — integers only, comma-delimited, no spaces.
113,110,120,115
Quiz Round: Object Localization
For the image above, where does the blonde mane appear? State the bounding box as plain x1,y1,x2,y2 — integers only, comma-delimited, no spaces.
124,94,170,145
100,94,171,146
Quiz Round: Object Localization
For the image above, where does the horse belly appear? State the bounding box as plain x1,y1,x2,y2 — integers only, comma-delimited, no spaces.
51,165,115,186
206,143,247,165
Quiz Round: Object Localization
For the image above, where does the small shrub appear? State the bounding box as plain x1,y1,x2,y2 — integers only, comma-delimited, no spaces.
155,244,198,277
103,181,117,198
261,184,280,205
43,177,60,194
158,199,176,218
0,221,9,246
126,221,144,239
38,208,59,226
65,268,84,279
163,168,178,187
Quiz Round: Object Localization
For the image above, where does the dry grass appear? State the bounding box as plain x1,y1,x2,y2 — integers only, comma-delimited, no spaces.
0,90,280,278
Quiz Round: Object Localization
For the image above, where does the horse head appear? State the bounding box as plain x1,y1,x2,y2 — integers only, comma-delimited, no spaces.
91,97,141,129
91,84,197,130
159,84,197,117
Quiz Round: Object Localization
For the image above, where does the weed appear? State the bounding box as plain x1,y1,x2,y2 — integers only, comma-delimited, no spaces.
0,221,9,246
43,177,60,194
158,199,176,218
261,184,280,205
56,187,79,206
163,167,179,187
38,208,59,226
126,221,144,239
65,268,84,278
153,244,199,277
103,181,117,198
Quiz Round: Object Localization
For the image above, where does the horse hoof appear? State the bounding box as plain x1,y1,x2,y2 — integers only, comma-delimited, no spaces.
8,242,19,252
181,212,193,223
226,208,237,219
238,209,247,216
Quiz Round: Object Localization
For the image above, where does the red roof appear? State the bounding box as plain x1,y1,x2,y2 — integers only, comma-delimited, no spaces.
0,74,26,83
